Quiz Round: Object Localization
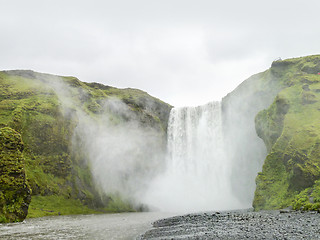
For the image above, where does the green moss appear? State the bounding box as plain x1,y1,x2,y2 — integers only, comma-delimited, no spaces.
255,95,290,151
253,55,320,211
27,195,100,218
25,156,70,196
0,69,171,220
0,127,31,223
291,180,320,212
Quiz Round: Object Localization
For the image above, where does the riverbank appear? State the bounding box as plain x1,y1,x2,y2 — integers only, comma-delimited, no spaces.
140,210,320,239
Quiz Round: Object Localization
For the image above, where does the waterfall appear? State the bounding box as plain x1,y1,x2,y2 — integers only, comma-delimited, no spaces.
143,101,245,212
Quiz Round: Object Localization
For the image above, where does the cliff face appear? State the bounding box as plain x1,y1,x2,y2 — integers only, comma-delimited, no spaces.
0,70,172,222
0,127,31,222
253,55,320,211
2,55,320,222
222,55,320,211
221,63,283,205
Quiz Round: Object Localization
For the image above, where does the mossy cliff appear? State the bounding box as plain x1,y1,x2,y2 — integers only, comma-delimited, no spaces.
222,55,320,211
0,70,171,222
251,55,320,211
0,127,31,222
2,55,320,222
221,59,283,205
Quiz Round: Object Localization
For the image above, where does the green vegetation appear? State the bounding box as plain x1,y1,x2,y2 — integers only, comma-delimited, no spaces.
253,55,320,211
0,70,171,222
27,195,99,218
291,180,320,211
4,55,319,222
27,194,135,218
0,127,31,223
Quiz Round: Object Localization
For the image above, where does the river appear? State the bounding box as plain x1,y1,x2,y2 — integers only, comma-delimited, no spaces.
0,212,176,240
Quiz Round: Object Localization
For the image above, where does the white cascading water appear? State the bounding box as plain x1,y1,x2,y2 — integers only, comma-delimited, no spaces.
143,101,244,212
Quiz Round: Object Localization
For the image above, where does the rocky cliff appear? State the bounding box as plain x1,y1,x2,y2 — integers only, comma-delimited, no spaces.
2,55,320,222
0,70,171,222
223,55,320,212
253,55,320,211
0,127,31,222
221,63,283,206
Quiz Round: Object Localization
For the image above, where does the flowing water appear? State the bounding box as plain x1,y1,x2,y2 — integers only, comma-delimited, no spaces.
143,102,245,212
0,212,176,240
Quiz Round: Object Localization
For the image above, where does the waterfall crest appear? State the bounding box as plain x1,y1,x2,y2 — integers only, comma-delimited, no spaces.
143,101,245,212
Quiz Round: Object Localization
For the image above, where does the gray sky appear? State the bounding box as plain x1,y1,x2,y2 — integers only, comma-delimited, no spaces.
1,0,319,106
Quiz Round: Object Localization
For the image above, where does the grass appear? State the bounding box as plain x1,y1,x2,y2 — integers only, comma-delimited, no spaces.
27,194,136,218
27,195,100,218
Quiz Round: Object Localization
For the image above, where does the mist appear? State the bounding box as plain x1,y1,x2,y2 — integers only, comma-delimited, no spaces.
42,76,167,207
74,98,166,205
142,102,244,212
141,70,282,212
24,69,281,213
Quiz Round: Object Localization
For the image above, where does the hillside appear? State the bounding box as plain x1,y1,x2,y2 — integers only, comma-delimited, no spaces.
0,70,172,222
252,55,320,211
222,55,320,211
221,62,283,206
2,55,320,222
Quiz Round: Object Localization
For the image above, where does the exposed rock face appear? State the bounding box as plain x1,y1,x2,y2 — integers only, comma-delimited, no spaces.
0,127,31,223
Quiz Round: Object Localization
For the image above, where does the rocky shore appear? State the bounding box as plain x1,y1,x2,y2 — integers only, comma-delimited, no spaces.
140,210,320,239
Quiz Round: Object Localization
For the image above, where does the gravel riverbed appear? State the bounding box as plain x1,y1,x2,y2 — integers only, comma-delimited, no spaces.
140,210,320,239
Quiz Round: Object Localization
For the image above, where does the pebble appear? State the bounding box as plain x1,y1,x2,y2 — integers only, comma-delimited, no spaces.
139,210,320,239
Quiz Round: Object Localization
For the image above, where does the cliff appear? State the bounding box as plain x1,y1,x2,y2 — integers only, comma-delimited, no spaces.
0,70,171,222
2,55,320,222
221,60,283,206
253,55,320,211
223,55,320,211
0,127,31,222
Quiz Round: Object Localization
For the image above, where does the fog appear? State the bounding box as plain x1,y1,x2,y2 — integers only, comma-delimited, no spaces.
40,71,277,212
40,76,166,207
141,77,279,213
142,102,244,212
11,69,282,213
74,98,166,204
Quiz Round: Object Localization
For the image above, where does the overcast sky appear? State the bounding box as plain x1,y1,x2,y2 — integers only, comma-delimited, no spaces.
1,0,319,106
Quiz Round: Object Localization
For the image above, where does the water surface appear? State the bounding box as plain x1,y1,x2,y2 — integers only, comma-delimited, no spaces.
0,212,175,240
